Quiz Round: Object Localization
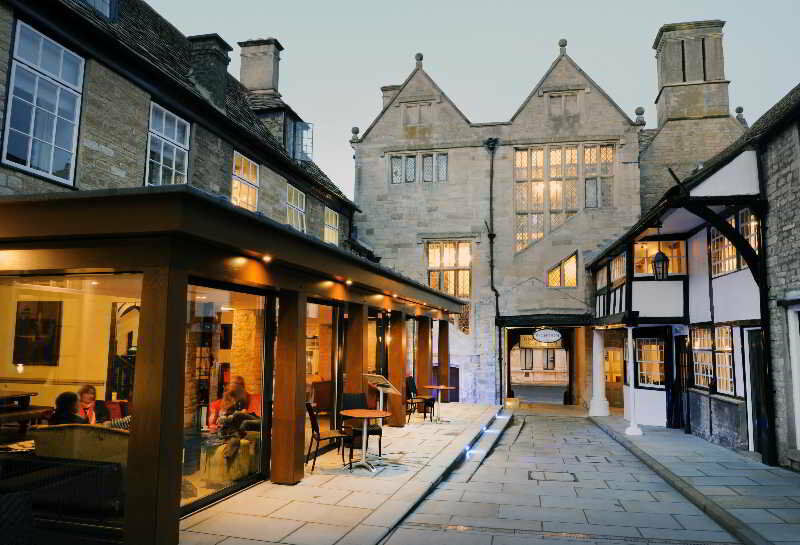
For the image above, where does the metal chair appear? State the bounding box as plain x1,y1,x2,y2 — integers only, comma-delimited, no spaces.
406,377,435,422
341,393,382,458
305,403,348,473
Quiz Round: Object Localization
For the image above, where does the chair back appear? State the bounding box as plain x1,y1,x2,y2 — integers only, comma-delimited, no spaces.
305,402,320,436
342,393,367,411
405,376,418,397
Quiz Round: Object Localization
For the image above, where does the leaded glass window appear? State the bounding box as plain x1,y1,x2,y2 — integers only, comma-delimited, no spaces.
739,208,759,254
427,241,471,299
405,155,416,182
437,153,448,182
515,149,528,180
610,252,626,284
422,154,433,182
391,156,402,184
585,178,600,208
710,216,737,277
531,149,544,180
547,265,561,287
4,22,84,184
549,148,562,179
547,252,578,288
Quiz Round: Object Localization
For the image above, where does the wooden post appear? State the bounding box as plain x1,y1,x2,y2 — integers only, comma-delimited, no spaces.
345,303,368,394
438,319,450,402
125,268,187,545
272,290,307,484
387,310,407,427
416,317,432,397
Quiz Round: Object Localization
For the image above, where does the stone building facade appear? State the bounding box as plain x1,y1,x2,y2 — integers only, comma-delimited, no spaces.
0,0,356,249
352,21,745,405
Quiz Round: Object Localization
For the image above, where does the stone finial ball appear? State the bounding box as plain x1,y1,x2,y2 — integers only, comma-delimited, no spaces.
415,52,423,62
558,39,567,47
351,126,360,135
635,107,645,115
735,106,744,114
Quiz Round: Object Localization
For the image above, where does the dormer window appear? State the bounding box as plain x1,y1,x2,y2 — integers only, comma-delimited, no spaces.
79,0,112,18
285,118,313,162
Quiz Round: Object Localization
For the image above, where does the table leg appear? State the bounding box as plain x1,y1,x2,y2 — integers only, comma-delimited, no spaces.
436,391,441,423
350,418,376,472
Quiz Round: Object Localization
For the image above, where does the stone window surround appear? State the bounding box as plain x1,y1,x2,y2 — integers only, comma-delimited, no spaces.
388,150,448,184
3,21,85,186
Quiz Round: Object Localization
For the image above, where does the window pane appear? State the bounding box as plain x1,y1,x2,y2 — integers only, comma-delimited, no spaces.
515,182,529,211
149,135,162,163
0,274,143,523
457,270,470,298
516,214,529,251
428,242,441,268
564,179,577,210
162,142,175,168
40,39,61,76
151,105,164,133
161,165,173,185
6,130,30,165
10,97,33,133
585,178,599,208
54,117,74,150
61,51,81,87
13,65,36,103
550,212,565,230
458,242,471,268
584,145,598,176
422,154,433,182
563,255,577,287
183,285,265,508
57,90,78,122
428,271,440,290
549,147,562,179
147,160,161,185
600,145,614,175
164,112,176,140
548,266,561,287
515,150,528,180
565,146,577,178
550,180,563,210
33,109,55,143
437,153,448,181
52,148,72,179
442,242,456,267
36,79,58,113
739,208,760,255
442,271,455,295
531,213,544,240
637,338,665,387
531,181,544,210
176,120,189,148
405,156,416,182
531,149,544,180
17,24,41,66
30,139,52,172
391,156,402,184
175,149,187,174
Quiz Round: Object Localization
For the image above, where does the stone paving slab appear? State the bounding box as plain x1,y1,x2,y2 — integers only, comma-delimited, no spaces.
179,403,506,545
592,415,800,545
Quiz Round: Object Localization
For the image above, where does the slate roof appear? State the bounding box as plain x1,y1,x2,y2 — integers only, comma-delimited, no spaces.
57,0,355,208
638,129,659,156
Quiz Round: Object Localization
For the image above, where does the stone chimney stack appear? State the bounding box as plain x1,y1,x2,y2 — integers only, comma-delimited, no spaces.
652,20,730,128
238,38,284,95
187,34,233,109
381,85,401,108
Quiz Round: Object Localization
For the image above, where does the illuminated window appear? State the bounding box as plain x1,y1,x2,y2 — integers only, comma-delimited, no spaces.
4,22,85,185
710,216,737,277
739,208,760,255
636,338,665,388
547,253,578,288
634,240,686,276
596,266,608,290
231,151,259,212
610,252,626,285
604,348,623,383
286,184,306,233
427,241,471,299
515,148,545,251
324,207,339,246
147,103,190,186
715,326,734,395
691,327,713,389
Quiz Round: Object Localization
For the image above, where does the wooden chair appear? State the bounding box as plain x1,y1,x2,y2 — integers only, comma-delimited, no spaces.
305,403,348,473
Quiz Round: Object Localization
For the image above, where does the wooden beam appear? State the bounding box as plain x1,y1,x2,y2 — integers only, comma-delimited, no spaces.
272,290,307,484
438,320,450,402
387,310,407,427
125,267,187,545
345,303,368,394
416,317,432,397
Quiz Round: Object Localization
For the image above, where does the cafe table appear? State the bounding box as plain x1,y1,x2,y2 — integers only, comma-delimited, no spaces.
339,408,391,472
423,385,456,423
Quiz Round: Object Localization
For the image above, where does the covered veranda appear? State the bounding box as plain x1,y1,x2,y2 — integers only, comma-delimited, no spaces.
0,186,471,545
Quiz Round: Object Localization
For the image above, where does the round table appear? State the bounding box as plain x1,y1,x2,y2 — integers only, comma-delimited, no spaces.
340,409,391,472
424,386,456,423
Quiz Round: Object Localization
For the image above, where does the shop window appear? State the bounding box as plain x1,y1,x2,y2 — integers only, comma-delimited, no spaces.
636,338,665,388
547,253,578,288
324,207,340,246
147,103,190,186
287,184,306,233
715,326,735,395
231,151,259,212
691,326,713,388
0,274,142,524
183,285,265,507
4,22,84,185
610,252,626,285
634,240,686,276
426,241,471,299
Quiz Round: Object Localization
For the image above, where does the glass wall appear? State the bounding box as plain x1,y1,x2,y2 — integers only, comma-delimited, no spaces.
306,302,339,439
0,273,142,526
182,285,265,507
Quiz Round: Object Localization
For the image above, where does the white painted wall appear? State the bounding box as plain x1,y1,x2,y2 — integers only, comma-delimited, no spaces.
689,231,711,323
632,281,683,317
623,385,666,426
713,270,760,323
690,151,759,197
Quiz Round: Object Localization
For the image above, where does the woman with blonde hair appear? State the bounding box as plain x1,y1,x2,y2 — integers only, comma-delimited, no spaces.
77,384,110,424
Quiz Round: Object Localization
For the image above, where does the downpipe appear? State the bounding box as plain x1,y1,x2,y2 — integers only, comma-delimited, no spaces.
483,137,504,404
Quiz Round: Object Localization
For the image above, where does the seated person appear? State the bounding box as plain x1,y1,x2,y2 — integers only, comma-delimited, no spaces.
217,389,259,438
50,392,89,425
77,384,110,424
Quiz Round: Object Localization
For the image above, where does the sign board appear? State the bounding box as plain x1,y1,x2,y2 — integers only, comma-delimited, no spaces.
533,328,562,344
519,333,562,349
363,373,401,396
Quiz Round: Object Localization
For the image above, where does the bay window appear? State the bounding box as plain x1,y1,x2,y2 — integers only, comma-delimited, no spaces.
3,22,84,184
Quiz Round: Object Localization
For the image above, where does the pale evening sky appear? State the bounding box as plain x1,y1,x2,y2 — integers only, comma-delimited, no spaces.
149,0,799,200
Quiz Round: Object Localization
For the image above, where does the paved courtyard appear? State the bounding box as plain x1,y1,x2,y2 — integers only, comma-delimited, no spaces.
386,412,741,545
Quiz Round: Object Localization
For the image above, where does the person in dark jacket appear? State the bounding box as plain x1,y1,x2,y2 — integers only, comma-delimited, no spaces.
77,384,110,424
51,392,88,425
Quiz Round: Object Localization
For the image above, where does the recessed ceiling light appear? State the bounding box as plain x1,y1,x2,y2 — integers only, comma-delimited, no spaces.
345,279,353,286
263,255,272,263
90,281,99,286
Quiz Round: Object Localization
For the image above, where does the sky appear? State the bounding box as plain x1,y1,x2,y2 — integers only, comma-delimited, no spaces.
149,0,799,199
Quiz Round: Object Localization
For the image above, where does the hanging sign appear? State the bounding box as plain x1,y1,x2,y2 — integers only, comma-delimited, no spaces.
533,328,562,344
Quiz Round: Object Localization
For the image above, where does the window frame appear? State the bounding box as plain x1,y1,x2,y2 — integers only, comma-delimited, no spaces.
2,22,85,186
547,252,578,288
690,326,714,390
231,151,259,212
710,208,760,279
426,240,471,299
286,184,306,233
714,326,736,396
324,207,340,246
145,102,191,187
634,337,666,389
634,240,687,277
389,151,448,185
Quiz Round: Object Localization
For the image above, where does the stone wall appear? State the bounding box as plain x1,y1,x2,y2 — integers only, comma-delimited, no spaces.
189,125,233,197
688,389,749,450
763,121,800,465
